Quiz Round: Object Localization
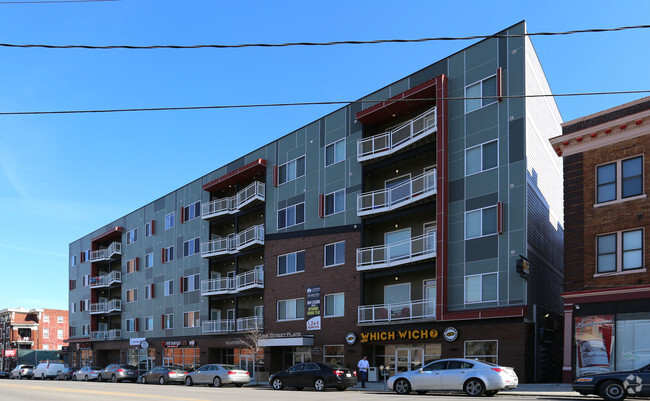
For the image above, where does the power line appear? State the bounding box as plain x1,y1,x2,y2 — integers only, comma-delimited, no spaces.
1,89,648,116
0,25,649,50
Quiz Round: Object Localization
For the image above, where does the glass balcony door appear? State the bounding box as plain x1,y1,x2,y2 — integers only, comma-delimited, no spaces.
385,228,411,261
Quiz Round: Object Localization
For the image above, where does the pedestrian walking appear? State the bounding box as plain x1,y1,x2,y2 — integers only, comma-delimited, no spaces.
357,355,369,388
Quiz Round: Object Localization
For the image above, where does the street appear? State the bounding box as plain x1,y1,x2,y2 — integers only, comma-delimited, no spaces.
0,380,580,401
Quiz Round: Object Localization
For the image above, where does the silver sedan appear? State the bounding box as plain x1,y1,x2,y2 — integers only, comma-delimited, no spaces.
73,366,102,381
184,364,250,387
387,358,518,396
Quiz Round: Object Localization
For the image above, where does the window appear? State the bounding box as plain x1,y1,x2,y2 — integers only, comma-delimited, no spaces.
125,319,137,332
325,189,345,216
597,229,644,274
69,326,76,337
163,246,174,263
71,255,77,267
325,139,345,166
80,299,89,312
57,329,63,339
43,328,49,338
43,344,49,350
83,274,90,287
278,250,305,276
126,258,138,274
69,279,76,290
71,302,77,313
324,293,345,317
279,156,306,184
58,316,64,323
43,315,49,323
145,253,154,268
145,221,153,237
183,201,201,221
465,206,497,239
465,75,497,113
324,241,345,267
145,284,154,300
278,202,305,229
277,298,304,321
163,314,174,329
164,280,174,296
597,156,643,204
183,238,200,257
165,212,175,230
465,273,498,303
183,274,200,292
466,140,498,175
81,249,90,263
323,345,345,366
126,229,138,244
183,311,200,328
144,316,153,331
126,288,138,303
82,324,90,336
465,340,498,364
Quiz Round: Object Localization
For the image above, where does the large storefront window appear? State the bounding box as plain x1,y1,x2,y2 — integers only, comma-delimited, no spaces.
163,348,200,371
80,350,93,367
464,340,497,364
323,345,344,366
127,348,156,374
378,343,441,374
615,312,650,370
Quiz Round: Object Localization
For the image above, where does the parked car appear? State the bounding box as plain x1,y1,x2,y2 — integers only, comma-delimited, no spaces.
73,366,103,381
55,367,78,381
572,363,650,401
98,364,138,382
33,362,68,380
10,365,33,379
184,364,250,387
269,362,357,391
387,358,518,396
0,371,8,379
139,365,188,385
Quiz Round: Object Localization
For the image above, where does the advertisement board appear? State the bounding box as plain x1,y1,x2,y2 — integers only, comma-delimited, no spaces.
575,315,614,376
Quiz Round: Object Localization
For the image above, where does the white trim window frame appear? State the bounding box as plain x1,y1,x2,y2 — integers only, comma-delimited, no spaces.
464,272,498,304
71,255,77,267
324,292,345,318
144,316,153,331
184,201,201,221
277,202,305,230
125,318,136,332
183,273,200,292
165,212,175,230
465,74,498,114
596,156,644,205
164,279,174,296
465,139,498,176
145,221,153,238
324,189,345,216
277,298,305,321
325,138,346,167
465,205,498,239
183,237,200,257
183,311,200,328
278,250,306,276
279,155,306,185
126,288,138,303
596,228,645,275
324,241,345,268
83,274,90,287
163,246,174,263
144,284,153,300
145,252,154,269
126,229,138,245
163,314,173,329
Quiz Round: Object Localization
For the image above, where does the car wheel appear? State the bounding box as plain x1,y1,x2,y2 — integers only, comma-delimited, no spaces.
464,378,486,396
112,375,118,383
185,377,193,386
159,376,166,385
394,378,411,395
485,390,499,397
84,375,89,382
213,376,222,387
73,375,77,381
98,374,104,382
140,376,146,384
41,374,45,380
55,375,59,381
600,380,627,401
272,377,284,390
314,378,326,391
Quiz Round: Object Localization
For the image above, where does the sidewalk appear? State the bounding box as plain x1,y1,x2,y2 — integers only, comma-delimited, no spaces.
349,381,578,396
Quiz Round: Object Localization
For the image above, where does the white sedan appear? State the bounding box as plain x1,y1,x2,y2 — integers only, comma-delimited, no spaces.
387,358,518,396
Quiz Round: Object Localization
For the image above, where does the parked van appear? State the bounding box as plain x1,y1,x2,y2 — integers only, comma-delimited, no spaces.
33,362,68,380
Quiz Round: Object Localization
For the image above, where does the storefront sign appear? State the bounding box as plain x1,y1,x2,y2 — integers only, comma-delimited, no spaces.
76,343,92,350
360,329,438,343
130,337,146,346
516,256,530,279
312,347,322,354
260,332,303,339
3,349,16,357
575,315,614,376
307,286,321,316
443,327,459,342
161,339,196,348
306,316,321,331
345,332,357,345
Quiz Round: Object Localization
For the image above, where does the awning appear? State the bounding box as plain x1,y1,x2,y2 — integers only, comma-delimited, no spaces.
355,78,437,125
258,336,314,347
202,159,267,193
91,226,123,243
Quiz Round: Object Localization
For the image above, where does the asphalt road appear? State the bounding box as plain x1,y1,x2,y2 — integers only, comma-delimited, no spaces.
0,379,578,401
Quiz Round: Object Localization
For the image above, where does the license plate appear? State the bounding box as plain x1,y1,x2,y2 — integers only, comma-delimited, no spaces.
346,373,351,377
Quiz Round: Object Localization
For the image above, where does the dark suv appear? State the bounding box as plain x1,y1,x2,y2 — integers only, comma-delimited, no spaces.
98,364,138,382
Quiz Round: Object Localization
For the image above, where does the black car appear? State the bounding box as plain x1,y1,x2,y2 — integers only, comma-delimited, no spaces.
269,362,357,391
0,371,8,379
55,367,78,381
573,363,650,401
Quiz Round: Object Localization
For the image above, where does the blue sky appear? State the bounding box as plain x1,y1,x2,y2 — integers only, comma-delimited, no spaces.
0,0,649,310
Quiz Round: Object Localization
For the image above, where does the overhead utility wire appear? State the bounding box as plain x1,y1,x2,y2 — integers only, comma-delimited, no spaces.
1,89,649,116
0,25,649,50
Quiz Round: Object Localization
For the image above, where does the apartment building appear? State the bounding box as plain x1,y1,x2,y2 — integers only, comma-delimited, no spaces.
0,308,69,352
68,21,563,382
550,97,650,382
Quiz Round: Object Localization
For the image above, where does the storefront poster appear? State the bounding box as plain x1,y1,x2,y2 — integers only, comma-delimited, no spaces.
307,286,321,316
575,315,614,376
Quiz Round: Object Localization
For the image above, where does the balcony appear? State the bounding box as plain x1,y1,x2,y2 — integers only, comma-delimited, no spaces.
201,224,264,258
357,169,437,217
202,319,235,334
201,266,264,296
90,270,122,288
89,242,122,262
236,316,263,331
90,299,121,314
358,299,436,324
13,337,34,345
90,329,121,341
357,231,436,271
202,181,265,220
357,107,436,162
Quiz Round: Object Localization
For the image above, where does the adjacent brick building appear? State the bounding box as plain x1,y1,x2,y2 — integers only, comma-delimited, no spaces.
0,308,69,351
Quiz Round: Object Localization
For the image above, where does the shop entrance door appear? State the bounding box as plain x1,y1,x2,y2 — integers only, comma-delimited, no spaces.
240,354,255,380
293,350,311,365
395,347,424,374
